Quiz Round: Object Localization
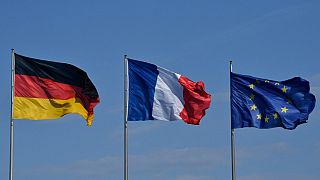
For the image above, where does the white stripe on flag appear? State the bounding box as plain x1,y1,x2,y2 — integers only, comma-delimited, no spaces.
152,67,184,121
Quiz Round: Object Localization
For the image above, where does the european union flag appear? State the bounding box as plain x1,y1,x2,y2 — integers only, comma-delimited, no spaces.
231,73,316,130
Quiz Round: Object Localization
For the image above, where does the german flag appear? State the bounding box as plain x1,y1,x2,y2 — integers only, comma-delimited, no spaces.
13,53,100,126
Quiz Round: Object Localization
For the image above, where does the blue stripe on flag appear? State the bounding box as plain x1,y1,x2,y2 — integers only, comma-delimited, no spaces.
128,59,159,121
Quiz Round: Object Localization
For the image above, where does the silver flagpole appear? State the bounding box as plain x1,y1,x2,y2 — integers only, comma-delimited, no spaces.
9,49,15,180
124,55,129,180
230,61,236,180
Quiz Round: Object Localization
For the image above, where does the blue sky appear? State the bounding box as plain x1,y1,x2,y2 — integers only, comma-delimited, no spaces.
0,0,319,179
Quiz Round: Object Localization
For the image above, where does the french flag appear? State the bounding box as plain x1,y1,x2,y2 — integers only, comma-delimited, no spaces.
127,58,211,125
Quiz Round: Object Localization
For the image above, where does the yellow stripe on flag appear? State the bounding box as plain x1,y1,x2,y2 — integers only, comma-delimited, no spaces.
13,97,94,125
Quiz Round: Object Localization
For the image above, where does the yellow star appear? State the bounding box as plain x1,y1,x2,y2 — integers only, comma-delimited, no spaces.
257,114,262,120
249,94,255,101
273,113,279,120
281,86,288,93
250,104,257,111
264,116,269,123
265,80,270,83
275,82,280,86
249,84,254,89
281,107,288,113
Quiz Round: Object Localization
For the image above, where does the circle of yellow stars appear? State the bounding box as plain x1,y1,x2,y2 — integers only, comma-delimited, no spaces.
248,79,290,123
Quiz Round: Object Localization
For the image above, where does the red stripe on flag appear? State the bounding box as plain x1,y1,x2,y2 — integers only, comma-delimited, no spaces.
178,75,211,125
15,74,80,99
14,74,99,113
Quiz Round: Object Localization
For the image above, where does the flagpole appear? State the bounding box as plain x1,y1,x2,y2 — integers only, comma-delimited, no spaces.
9,49,15,180
124,55,129,180
230,61,236,180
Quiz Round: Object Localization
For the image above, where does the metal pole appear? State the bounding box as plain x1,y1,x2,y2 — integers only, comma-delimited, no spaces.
230,61,236,180
9,49,15,180
124,55,129,180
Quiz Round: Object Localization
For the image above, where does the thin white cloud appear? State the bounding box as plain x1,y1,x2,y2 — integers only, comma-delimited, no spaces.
129,147,227,173
21,147,227,178
175,175,213,180
21,156,122,177
238,174,272,180
236,142,291,161
238,174,319,180
19,142,318,179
